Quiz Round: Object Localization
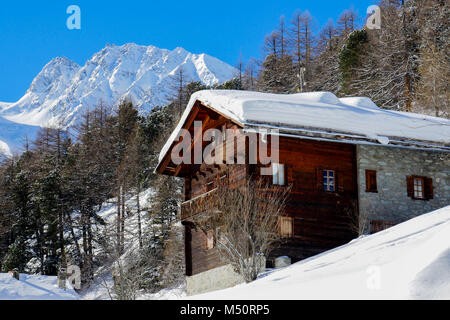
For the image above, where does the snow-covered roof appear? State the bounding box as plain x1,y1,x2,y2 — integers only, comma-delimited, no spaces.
158,90,450,165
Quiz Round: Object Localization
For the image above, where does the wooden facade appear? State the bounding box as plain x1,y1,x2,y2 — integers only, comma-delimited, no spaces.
157,102,359,276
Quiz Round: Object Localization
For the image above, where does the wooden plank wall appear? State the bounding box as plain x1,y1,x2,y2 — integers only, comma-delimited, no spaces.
266,137,358,265
182,106,358,275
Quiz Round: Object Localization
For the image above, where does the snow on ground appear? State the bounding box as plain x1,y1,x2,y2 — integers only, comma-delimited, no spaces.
138,285,186,300
192,206,450,300
0,116,41,156
3,206,448,300
0,273,79,300
0,139,11,158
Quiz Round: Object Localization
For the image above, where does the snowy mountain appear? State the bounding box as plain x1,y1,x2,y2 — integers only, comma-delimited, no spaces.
0,43,237,155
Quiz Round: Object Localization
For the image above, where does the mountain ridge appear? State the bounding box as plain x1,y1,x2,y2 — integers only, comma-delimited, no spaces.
0,43,237,155
0,43,237,128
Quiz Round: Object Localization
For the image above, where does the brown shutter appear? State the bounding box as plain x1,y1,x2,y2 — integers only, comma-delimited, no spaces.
365,170,378,192
279,217,293,237
337,171,344,192
365,171,370,192
425,177,434,200
406,176,414,198
285,164,290,186
316,168,323,191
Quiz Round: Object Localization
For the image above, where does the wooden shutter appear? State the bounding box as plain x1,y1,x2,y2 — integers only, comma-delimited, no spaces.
406,176,414,198
365,170,377,193
370,220,396,234
316,168,323,191
425,177,434,200
279,217,293,237
284,164,290,186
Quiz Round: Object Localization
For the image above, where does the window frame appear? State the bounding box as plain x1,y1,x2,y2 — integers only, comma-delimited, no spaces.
279,216,293,238
365,170,378,193
407,175,433,201
413,177,425,200
272,163,286,186
323,169,336,192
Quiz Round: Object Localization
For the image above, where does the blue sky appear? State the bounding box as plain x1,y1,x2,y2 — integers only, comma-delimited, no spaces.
0,0,375,102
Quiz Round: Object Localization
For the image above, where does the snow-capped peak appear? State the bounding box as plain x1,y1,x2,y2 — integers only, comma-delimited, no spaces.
28,57,80,94
0,44,237,129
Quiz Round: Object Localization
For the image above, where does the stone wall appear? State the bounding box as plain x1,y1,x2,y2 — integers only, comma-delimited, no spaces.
186,263,245,296
186,257,265,296
356,145,450,232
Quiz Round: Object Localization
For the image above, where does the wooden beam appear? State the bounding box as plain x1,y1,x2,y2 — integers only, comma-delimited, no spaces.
157,103,201,175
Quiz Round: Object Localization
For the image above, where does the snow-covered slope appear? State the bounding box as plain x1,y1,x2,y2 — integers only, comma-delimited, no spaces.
192,205,450,300
0,116,41,156
80,188,157,300
0,102,11,110
0,44,237,128
0,273,79,300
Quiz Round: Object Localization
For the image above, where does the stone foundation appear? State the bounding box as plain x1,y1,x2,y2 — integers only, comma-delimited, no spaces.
186,264,244,296
186,258,265,296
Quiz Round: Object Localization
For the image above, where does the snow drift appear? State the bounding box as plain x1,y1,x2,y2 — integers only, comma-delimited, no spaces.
192,205,450,300
0,116,41,156
0,274,79,300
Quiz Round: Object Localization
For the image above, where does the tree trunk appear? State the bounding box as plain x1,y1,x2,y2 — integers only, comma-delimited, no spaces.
136,182,143,249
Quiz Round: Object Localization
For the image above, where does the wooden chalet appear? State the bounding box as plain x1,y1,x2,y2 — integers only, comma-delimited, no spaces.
156,90,450,281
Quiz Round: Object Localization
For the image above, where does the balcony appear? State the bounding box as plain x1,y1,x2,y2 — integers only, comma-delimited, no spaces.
181,188,219,220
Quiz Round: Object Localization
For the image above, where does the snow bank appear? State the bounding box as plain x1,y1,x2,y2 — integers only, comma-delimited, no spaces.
159,90,450,163
0,139,11,157
139,285,186,300
192,205,450,300
0,273,79,300
0,116,41,156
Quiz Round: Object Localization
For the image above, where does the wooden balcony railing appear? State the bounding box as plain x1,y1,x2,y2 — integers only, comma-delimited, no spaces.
181,188,219,220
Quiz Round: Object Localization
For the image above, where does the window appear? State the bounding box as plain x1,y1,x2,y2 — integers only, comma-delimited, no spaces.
413,177,424,199
323,170,335,191
272,163,285,186
370,220,396,234
407,176,433,200
365,170,378,193
279,217,293,238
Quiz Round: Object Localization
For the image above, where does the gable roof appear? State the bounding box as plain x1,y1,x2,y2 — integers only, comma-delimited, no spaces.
157,90,450,171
